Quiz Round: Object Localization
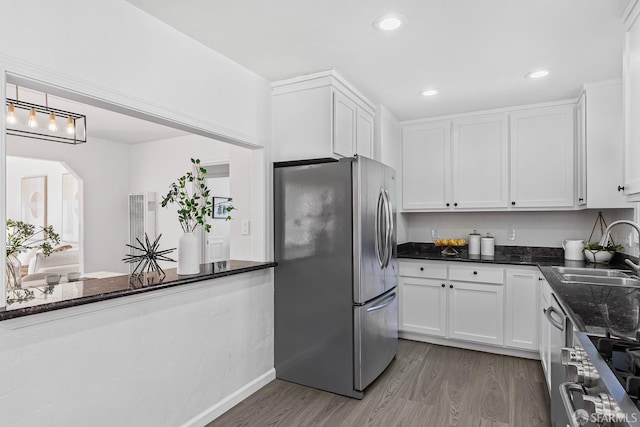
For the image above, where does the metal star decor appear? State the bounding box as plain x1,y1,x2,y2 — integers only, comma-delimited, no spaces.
122,233,176,277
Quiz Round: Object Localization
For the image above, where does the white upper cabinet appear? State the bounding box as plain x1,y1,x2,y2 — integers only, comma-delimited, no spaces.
402,121,451,209
272,70,375,162
510,105,575,208
356,107,374,159
624,3,640,197
584,81,627,208
333,91,357,157
576,93,587,207
401,102,576,211
452,114,509,208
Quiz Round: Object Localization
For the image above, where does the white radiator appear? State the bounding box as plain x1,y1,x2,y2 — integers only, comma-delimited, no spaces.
128,192,157,273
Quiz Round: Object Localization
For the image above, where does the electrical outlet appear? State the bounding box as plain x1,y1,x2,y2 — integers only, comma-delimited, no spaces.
431,229,438,240
507,228,516,241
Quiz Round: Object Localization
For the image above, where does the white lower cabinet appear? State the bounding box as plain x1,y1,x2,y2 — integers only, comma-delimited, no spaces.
539,278,552,389
399,260,542,356
399,276,447,337
505,269,540,351
448,280,504,345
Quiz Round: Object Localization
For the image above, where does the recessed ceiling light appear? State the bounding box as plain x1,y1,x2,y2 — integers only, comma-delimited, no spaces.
525,69,550,79
373,15,405,31
420,89,438,97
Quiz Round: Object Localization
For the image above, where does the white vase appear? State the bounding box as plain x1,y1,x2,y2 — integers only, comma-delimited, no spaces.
177,232,200,275
5,252,22,289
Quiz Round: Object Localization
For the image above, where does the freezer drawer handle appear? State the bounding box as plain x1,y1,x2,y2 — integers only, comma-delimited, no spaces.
559,382,587,427
545,305,564,331
366,292,397,312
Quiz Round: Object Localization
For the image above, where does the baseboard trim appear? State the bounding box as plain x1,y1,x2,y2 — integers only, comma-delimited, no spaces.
181,368,276,427
400,332,540,360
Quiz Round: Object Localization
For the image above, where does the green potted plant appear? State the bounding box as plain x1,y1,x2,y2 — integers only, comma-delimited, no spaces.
583,241,624,264
6,219,60,289
161,158,233,274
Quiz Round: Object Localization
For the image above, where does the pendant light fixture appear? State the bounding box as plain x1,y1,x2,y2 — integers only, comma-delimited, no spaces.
5,84,87,144
27,108,38,128
6,103,16,124
66,117,75,135
45,95,57,131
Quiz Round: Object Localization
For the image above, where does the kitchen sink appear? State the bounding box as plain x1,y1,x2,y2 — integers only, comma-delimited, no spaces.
552,267,631,278
550,266,640,287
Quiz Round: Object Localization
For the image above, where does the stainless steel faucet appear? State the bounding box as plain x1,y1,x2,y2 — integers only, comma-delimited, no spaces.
598,220,640,273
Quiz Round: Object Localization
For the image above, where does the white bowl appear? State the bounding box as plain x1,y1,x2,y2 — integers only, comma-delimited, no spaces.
583,249,614,264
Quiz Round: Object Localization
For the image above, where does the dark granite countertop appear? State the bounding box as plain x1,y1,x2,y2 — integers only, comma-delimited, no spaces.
398,242,570,266
0,260,276,321
539,264,640,339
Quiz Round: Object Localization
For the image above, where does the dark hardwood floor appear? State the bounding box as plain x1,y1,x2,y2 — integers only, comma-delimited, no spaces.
207,339,551,427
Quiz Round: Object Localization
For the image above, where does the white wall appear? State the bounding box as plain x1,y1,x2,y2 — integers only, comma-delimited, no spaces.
7,135,130,274
0,270,274,427
6,157,68,238
403,209,636,252
0,0,271,147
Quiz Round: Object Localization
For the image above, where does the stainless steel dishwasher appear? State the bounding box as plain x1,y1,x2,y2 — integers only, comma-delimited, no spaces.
545,292,573,427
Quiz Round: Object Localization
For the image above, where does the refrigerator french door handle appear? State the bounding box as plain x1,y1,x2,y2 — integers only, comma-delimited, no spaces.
375,189,385,268
381,189,391,268
383,188,393,268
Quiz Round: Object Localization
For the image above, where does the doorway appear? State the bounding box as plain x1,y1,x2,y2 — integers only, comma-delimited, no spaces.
202,163,231,263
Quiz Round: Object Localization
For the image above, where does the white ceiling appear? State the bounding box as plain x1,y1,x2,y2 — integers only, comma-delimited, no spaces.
6,84,188,145
127,0,630,121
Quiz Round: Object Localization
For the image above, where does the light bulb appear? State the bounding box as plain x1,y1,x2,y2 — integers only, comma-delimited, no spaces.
6,104,16,124
66,117,75,135
48,112,58,131
27,108,38,128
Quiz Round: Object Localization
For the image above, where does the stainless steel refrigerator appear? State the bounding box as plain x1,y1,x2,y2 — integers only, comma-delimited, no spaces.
274,156,398,399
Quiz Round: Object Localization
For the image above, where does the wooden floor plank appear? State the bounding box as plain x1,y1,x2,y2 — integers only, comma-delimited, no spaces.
207,339,551,427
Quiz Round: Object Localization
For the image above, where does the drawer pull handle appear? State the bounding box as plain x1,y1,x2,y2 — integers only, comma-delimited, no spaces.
441,283,445,288
473,271,478,275
420,267,424,271
618,185,625,192
449,284,453,289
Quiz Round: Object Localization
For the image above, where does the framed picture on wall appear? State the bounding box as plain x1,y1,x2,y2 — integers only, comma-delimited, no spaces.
21,175,47,228
61,173,80,242
213,197,232,219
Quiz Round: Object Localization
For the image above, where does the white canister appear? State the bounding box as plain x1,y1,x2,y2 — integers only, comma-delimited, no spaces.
481,235,495,257
468,230,481,256
563,239,585,261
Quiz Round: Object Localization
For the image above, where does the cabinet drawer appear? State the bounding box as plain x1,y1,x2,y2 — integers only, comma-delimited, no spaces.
399,261,447,279
449,265,504,284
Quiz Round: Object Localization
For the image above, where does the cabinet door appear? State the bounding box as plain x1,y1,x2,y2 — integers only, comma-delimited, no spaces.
586,82,627,208
399,277,447,337
333,91,357,157
624,10,640,195
452,114,509,208
576,94,587,206
505,269,539,351
448,281,504,345
401,121,451,209
539,279,552,391
356,108,374,158
510,105,575,208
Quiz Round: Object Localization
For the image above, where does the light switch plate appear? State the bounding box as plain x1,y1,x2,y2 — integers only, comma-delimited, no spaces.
241,220,250,235
507,228,516,241
431,229,438,240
